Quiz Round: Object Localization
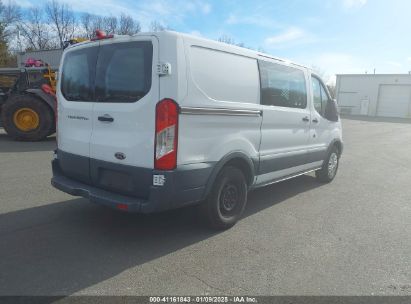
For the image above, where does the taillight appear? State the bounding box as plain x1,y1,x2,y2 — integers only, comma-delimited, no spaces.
155,99,179,170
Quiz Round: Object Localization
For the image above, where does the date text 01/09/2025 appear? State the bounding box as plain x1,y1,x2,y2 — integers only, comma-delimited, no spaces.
149,296,258,303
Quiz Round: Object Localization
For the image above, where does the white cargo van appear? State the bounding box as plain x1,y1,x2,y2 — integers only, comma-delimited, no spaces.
51,31,342,229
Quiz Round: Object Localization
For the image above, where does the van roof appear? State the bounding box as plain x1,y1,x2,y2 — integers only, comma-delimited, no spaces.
67,30,309,70
146,30,309,70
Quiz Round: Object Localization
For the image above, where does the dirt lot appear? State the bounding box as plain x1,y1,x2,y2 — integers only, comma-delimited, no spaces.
0,117,410,296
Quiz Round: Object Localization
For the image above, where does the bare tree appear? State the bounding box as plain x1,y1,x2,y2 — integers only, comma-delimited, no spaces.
0,0,20,66
0,0,20,41
17,7,51,50
102,16,117,34
218,35,236,45
149,20,169,32
80,13,94,39
1,1,20,24
45,0,75,48
80,13,141,37
90,16,103,34
118,14,140,35
218,35,246,48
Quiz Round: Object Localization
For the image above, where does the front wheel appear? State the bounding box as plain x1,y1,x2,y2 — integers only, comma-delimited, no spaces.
316,146,340,183
199,166,248,230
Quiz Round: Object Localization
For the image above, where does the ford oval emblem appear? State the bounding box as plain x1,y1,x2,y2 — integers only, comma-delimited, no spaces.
115,152,126,160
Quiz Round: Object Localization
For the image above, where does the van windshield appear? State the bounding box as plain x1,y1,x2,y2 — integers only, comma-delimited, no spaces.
61,41,153,103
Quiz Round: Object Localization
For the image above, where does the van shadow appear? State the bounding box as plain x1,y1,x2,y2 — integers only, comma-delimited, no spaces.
0,130,56,153
0,175,321,297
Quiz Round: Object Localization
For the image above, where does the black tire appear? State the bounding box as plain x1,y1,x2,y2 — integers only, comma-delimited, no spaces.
316,146,340,183
47,123,56,136
1,94,54,141
200,166,248,230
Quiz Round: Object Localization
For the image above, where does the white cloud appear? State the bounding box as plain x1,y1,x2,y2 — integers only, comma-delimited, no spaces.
265,27,305,45
343,0,367,9
407,57,411,64
226,14,279,28
316,53,359,69
200,3,211,14
57,0,211,30
17,0,33,8
307,53,411,83
300,52,365,84
385,61,402,68
263,27,316,49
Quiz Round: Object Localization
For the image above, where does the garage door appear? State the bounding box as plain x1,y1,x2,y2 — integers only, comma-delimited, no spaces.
377,85,411,118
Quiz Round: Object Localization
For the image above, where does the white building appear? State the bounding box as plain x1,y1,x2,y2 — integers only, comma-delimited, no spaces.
336,74,411,118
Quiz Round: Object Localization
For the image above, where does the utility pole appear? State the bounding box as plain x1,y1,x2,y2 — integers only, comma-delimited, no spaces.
17,30,22,52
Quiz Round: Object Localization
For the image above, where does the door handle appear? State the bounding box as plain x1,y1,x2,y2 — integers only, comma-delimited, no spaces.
98,115,114,122
312,118,319,123
302,116,310,122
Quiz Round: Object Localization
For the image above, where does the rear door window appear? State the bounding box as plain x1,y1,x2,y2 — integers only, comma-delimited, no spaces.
61,46,98,101
61,41,153,103
95,41,153,103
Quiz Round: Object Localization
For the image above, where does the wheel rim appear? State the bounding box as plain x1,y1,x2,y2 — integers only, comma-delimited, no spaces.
328,152,338,178
219,183,239,217
13,108,40,131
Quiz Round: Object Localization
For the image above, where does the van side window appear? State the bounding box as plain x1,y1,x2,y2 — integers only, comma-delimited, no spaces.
320,83,329,113
258,60,307,109
312,75,339,121
312,77,322,114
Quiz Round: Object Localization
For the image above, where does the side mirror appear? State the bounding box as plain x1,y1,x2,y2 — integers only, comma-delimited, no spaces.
325,99,339,122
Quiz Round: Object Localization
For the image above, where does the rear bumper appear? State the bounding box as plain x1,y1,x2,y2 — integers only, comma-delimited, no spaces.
51,155,214,213
51,172,146,212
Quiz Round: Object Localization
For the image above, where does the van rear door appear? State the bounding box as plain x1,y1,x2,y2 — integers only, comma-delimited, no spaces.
58,43,98,183
89,36,158,197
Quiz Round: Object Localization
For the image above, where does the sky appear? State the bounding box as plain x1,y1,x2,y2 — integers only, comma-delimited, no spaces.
20,0,411,83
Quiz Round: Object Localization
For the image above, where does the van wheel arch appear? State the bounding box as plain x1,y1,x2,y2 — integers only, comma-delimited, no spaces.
333,140,343,156
327,139,343,157
203,152,256,200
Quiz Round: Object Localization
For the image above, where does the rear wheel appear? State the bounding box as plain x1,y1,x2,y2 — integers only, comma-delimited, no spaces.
1,94,54,141
200,166,248,230
316,146,340,183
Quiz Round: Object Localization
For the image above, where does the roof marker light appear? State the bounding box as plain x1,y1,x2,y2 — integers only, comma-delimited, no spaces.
91,29,114,41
